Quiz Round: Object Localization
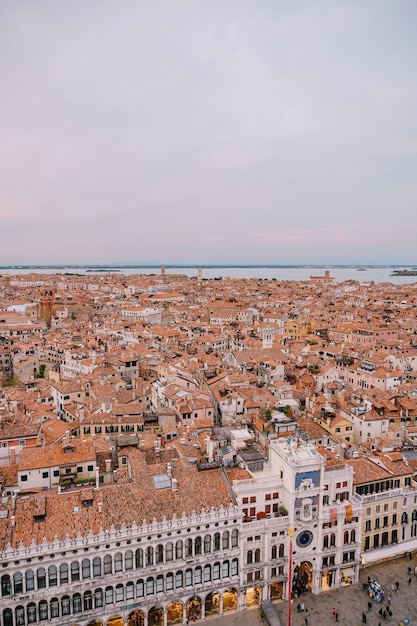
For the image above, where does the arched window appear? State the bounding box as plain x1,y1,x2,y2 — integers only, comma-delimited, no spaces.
412,510,417,522
27,603,37,624
115,584,124,602
330,534,336,547
105,586,114,604
213,562,221,580
146,546,153,566
166,572,174,590
84,590,93,611
231,529,239,547
94,588,103,608
195,536,202,555
222,560,230,578
136,579,144,597
1,574,11,596
156,544,164,563
175,540,183,560
323,535,329,549
185,538,193,557
15,605,25,625
73,593,82,613
38,600,48,621
214,532,221,551
82,558,91,579
14,572,23,594
146,577,154,595
125,550,133,570
231,558,239,576
93,557,102,577
204,534,211,553
61,596,70,616
185,568,193,586
114,552,123,572
25,570,34,592
344,531,349,545
271,545,277,559
279,544,285,558
104,554,112,574
48,565,57,586
204,564,211,582
402,512,409,525
247,550,253,565
135,548,143,568
71,561,80,582
194,567,202,584
50,598,59,619
166,542,173,561
350,529,356,543
59,563,68,584
156,574,164,593
126,581,134,600
255,548,261,563
3,609,13,626
175,571,183,588
222,531,230,550
37,568,46,589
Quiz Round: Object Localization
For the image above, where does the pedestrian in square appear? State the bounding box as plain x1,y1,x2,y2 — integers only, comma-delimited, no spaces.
362,611,367,624
367,600,372,612
408,576,412,585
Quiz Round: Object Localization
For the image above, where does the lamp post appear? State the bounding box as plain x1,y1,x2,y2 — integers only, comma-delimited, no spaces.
287,528,294,626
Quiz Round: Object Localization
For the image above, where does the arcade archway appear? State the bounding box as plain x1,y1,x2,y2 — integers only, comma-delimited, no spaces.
245,586,261,607
293,561,313,597
107,617,124,626
128,610,145,626
87,621,104,626
205,592,220,617
270,582,283,600
223,587,238,612
148,606,164,626
186,596,202,622
167,600,183,625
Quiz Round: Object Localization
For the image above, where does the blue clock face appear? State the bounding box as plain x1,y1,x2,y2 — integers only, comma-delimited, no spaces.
296,530,313,548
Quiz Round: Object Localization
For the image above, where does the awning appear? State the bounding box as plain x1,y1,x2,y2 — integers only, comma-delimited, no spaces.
361,538,417,565
340,567,355,578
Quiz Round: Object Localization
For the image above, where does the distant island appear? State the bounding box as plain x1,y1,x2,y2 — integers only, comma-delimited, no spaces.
390,270,417,276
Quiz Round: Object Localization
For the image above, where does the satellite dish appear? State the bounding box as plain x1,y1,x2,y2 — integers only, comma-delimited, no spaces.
341,442,347,448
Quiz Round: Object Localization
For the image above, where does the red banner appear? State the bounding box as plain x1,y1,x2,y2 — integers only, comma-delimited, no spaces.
330,507,337,526
345,503,352,523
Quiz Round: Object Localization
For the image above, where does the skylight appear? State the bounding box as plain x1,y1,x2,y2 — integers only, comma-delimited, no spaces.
153,474,171,489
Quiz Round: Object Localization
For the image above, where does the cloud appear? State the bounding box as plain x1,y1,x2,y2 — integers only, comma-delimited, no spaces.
1,1,417,264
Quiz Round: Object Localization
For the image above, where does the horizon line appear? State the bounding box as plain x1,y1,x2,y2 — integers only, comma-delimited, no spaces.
0,263,415,270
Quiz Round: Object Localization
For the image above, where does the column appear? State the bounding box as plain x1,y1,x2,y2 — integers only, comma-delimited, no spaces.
238,589,246,611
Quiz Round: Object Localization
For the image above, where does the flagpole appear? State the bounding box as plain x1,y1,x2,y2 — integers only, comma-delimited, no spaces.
287,528,294,626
